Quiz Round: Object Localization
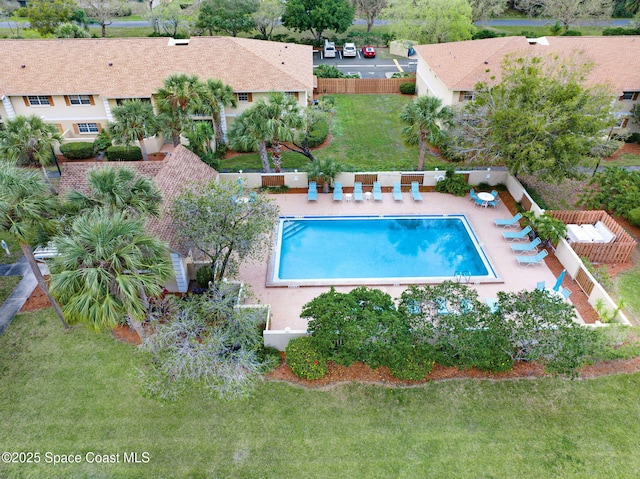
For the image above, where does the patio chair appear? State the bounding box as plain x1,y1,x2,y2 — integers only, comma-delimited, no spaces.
307,181,317,201
474,197,486,207
469,188,476,201
502,225,532,241
434,297,450,315
373,181,383,201
510,237,541,254
353,182,364,202
561,288,571,300
393,182,403,201
516,249,548,266
485,297,499,313
333,182,343,201
494,212,523,228
490,190,499,198
249,191,257,203
536,281,546,291
411,182,423,201
487,196,501,208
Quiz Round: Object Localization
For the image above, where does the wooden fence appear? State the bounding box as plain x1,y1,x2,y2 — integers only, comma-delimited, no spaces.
549,210,637,264
315,77,416,94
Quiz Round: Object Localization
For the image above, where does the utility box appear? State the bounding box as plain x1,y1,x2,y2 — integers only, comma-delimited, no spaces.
324,39,336,58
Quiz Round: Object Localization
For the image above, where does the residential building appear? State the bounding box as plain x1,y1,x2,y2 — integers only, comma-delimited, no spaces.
0,36,315,151
414,36,640,132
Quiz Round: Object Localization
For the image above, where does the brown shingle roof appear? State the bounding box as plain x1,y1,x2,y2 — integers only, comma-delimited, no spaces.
0,36,314,97
58,145,218,255
414,36,640,92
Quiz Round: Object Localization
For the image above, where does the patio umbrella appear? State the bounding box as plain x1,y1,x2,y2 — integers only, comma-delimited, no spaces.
553,269,566,292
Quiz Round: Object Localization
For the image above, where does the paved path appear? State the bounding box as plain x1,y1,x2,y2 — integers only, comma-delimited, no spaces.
0,256,37,335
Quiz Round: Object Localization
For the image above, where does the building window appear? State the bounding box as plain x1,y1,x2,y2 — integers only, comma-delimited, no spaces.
462,92,475,101
237,92,249,102
68,95,91,105
621,92,634,100
77,123,100,133
27,95,51,106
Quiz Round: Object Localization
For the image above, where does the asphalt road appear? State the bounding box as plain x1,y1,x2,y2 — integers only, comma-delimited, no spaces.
314,51,416,79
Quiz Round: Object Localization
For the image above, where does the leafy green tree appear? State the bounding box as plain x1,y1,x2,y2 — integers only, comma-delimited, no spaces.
170,180,279,285
184,121,215,160
543,0,614,32
54,21,90,37
451,53,616,181
63,166,163,219
0,115,64,193
109,99,158,161
155,73,203,147
196,0,258,36
382,0,475,44
49,208,172,339
78,0,127,37
253,0,285,39
193,78,238,147
0,164,69,329
281,0,355,42
400,96,454,171
352,0,387,32
578,167,640,219
468,0,507,21
23,0,77,35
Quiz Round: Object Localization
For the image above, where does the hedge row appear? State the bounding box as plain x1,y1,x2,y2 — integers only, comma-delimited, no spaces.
60,142,95,160
105,146,143,161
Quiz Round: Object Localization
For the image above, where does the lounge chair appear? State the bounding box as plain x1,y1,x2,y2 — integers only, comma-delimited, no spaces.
560,288,571,300
373,181,383,201
307,181,317,201
536,281,546,291
353,182,364,202
393,182,403,201
333,182,343,201
510,237,541,254
516,249,548,266
503,225,532,241
485,298,499,313
411,182,423,201
494,212,523,228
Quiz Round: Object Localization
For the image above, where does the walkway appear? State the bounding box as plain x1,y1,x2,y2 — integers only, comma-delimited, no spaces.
0,256,37,335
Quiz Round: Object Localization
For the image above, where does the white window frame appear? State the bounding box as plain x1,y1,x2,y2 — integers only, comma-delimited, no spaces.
77,122,99,134
68,94,91,105
27,95,50,106
237,92,249,102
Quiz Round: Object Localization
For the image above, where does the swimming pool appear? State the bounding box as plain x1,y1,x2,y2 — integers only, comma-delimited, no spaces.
269,215,498,286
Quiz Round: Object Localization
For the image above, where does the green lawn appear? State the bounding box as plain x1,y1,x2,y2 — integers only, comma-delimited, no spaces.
2,309,640,478
219,94,456,173
616,260,640,321
607,153,640,168
0,276,21,304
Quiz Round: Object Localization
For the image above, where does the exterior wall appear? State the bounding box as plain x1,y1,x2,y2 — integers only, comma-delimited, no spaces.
414,54,457,105
614,93,639,133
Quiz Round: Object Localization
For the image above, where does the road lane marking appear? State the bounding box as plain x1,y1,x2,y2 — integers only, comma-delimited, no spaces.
393,59,404,72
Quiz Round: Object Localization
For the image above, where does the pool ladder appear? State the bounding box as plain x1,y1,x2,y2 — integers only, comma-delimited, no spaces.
454,271,471,284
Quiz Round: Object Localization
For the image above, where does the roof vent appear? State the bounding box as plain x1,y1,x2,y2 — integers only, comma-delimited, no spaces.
168,38,191,46
21,64,26,68
108,62,113,66
484,61,488,64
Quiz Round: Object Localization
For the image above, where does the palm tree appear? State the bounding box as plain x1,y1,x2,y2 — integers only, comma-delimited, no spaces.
110,100,158,161
64,166,163,218
229,108,272,172
0,115,64,193
0,163,69,329
260,92,303,172
193,78,237,147
400,96,454,171
49,208,173,339
155,73,203,146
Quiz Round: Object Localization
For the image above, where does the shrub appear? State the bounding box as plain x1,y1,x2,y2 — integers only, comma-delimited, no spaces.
603,26,640,35
93,130,113,152
628,207,640,227
195,264,216,288
285,336,328,380
626,132,640,144
388,344,435,380
472,29,506,39
306,116,329,148
60,142,95,160
106,145,142,161
561,30,582,36
399,82,416,95
578,167,640,217
315,64,345,78
434,169,471,196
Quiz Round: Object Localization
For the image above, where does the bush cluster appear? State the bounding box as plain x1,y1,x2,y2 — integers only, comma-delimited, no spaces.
399,82,416,95
285,336,328,380
603,27,640,36
306,117,329,148
106,145,143,161
60,142,95,160
628,207,640,227
434,169,471,196
578,167,640,222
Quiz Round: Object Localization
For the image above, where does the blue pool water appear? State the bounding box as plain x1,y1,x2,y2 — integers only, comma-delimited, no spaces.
272,215,496,284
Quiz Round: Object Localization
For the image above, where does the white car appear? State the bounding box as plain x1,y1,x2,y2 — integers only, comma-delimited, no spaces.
343,43,357,57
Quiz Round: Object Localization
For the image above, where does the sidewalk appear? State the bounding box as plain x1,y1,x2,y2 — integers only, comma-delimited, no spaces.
0,256,37,335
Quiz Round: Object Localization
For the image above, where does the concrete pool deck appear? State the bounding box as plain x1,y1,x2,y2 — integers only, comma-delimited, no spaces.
239,190,573,331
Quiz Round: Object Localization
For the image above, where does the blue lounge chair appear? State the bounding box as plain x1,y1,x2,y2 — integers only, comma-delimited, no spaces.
307,181,317,201
393,182,403,201
485,298,499,313
411,182,423,201
561,288,571,300
510,237,541,254
494,212,523,228
373,181,383,201
536,281,546,291
503,225,532,241
516,249,548,266
333,182,343,201
353,182,364,202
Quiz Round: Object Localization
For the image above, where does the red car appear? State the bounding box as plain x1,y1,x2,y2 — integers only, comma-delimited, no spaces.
362,46,376,58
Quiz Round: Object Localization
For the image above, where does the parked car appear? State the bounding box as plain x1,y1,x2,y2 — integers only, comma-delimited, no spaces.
343,42,357,57
362,46,376,58
324,39,336,58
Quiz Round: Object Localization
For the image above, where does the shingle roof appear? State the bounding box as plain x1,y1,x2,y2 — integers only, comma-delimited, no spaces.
0,36,314,97
414,36,640,92
58,145,218,255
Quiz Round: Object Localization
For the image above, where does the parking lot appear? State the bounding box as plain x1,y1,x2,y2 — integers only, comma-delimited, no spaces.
313,48,417,79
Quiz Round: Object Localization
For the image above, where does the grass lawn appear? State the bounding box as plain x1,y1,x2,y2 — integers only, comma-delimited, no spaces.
0,276,21,305
0,231,20,264
2,309,640,478
616,260,640,321
219,95,456,173
606,153,640,168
